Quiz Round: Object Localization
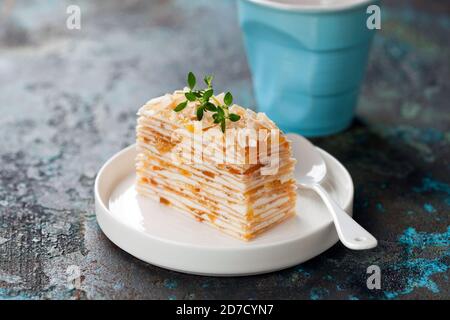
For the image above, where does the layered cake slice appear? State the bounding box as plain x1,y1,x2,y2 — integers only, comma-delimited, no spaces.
136,73,297,240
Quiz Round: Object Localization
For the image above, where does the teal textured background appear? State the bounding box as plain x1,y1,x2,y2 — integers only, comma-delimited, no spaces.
0,0,448,299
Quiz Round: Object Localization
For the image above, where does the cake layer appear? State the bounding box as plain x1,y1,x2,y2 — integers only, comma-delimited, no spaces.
136,164,296,211
136,146,295,196
136,170,296,222
136,184,295,240
137,116,292,164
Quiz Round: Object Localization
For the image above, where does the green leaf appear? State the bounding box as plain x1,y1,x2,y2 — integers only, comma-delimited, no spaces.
224,92,233,106
203,89,214,101
185,92,197,102
217,106,225,117
228,113,241,122
212,113,221,123
204,102,217,112
196,107,204,121
204,75,213,87
173,101,188,112
173,73,241,132
174,101,188,112
187,72,196,90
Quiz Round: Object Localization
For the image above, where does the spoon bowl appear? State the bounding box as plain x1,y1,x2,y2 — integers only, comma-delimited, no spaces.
287,133,327,185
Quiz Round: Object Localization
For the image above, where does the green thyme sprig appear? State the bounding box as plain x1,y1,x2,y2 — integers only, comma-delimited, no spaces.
173,72,241,133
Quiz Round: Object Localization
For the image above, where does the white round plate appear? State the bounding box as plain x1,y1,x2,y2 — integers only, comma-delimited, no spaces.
95,142,354,276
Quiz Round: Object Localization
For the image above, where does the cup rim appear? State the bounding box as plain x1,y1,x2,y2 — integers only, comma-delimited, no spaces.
243,0,375,12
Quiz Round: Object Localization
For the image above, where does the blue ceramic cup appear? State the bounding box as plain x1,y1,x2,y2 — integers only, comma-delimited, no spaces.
238,0,379,136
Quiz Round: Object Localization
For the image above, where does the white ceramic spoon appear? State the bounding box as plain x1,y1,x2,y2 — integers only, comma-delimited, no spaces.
286,133,377,250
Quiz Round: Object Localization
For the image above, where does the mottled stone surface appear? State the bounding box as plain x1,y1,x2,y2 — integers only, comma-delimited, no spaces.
0,0,449,300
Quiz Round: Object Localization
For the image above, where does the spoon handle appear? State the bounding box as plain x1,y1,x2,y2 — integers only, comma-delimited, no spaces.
312,184,377,250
